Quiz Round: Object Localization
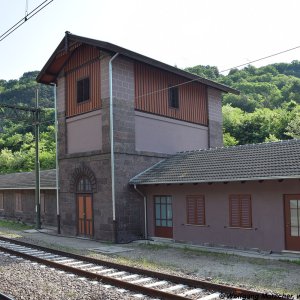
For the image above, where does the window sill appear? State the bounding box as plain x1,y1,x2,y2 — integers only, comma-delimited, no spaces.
182,223,210,227
224,226,257,230
77,99,91,105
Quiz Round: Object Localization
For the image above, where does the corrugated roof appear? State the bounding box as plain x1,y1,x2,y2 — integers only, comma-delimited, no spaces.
130,139,300,185
37,32,239,95
0,169,56,190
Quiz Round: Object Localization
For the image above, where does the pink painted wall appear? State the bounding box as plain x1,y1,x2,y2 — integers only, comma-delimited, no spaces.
135,111,208,154
143,179,300,251
66,110,102,154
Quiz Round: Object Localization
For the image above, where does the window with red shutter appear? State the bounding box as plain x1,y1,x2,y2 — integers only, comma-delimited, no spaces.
15,192,22,212
229,195,252,228
186,195,205,225
0,193,4,210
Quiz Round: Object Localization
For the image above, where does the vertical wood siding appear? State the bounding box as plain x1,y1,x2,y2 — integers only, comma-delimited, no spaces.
134,62,208,125
65,45,101,117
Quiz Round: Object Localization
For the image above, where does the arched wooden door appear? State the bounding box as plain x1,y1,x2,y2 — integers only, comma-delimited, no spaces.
77,177,94,237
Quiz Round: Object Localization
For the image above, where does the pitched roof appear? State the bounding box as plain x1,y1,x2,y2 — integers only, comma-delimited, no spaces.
0,169,56,190
36,32,239,95
130,139,300,185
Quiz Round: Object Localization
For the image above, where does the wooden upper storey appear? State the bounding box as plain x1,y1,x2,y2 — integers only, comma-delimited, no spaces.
63,44,208,124
134,62,208,125
64,44,101,117
37,33,238,121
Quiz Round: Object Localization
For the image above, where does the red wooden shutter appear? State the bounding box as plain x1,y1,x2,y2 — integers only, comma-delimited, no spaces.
187,197,196,224
229,195,252,228
229,195,240,227
0,193,3,210
240,195,252,228
186,196,205,225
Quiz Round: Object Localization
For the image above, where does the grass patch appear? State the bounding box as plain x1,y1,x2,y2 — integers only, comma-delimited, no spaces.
180,246,236,259
0,219,34,231
138,242,170,251
113,255,176,270
279,258,300,265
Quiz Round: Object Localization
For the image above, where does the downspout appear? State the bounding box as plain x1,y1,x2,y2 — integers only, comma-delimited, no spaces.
109,53,119,243
134,185,148,240
53,83,60,234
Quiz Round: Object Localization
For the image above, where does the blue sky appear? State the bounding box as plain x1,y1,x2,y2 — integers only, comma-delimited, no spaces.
1,0,300,80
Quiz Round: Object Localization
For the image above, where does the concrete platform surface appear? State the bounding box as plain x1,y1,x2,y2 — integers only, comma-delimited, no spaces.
15,227,300,261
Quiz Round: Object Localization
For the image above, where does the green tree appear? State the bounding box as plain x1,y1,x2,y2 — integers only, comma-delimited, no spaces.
285,114,300,139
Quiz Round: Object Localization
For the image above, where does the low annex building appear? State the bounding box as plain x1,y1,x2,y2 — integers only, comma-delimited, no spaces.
0,170,57,226
130,139,300,252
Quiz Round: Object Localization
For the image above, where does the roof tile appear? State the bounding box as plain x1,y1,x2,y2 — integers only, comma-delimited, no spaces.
130,139,300,185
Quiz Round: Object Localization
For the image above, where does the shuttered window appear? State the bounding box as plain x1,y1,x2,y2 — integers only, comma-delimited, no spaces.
168,85,179,108
77,77,90,103
15,193,22,212
0,193,4,210
40,192,46,214
229,195,252,228
186,195,205,225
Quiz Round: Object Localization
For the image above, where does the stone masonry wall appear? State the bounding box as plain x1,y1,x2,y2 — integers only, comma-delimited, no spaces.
107,56,166,241
207,88,223,148
58,154,114,240
56,76,67,157
114,153,165,242
0,190,57,226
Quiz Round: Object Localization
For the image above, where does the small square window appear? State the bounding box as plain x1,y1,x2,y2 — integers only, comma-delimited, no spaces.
77,77,90,103
0,193,4,210
168,85,179,109
15,193,22,212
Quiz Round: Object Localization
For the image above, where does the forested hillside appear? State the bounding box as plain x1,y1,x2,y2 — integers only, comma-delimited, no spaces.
1,62,300,174
0,72,55,174
186,61,300,145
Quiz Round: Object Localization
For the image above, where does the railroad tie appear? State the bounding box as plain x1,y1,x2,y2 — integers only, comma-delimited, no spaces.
130,277,152,284
197,292,220,300
144,281,167,288
179,288,203,296
162,284,185,292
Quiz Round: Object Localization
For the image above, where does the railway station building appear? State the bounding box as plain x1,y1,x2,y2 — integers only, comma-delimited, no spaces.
33,32,300,252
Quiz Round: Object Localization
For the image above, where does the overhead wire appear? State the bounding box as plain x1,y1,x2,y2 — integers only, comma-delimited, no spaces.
0,0,54,42
134,43,300,100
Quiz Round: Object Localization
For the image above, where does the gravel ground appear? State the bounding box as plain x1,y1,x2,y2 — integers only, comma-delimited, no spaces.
0,252,148,300
1,228,300,297
110,244,300,294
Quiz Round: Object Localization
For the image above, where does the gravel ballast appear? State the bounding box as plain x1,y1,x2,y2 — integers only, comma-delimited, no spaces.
0,227,299,298
0,252,147,300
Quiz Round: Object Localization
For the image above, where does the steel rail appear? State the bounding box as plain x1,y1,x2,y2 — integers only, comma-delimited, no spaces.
0,236,289,300
0,292,15,300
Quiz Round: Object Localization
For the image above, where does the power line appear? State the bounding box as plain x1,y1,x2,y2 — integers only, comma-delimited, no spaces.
135,44,300,100
219,45,300,73
0,0,54,42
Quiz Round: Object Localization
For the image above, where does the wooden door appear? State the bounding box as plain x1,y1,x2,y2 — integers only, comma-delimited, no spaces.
154,196,173,238
77,194,93,237
284,195,300,251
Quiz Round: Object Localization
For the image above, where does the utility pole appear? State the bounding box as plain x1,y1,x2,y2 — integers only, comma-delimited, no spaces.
0,97,42,229
35,89,41,229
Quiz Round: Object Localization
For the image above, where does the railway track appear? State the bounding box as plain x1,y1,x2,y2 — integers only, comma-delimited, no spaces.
0,236,289,300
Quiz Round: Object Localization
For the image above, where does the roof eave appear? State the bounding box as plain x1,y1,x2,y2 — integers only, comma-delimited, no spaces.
130,175,300,185
36,36,66,85
37,33,239,94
